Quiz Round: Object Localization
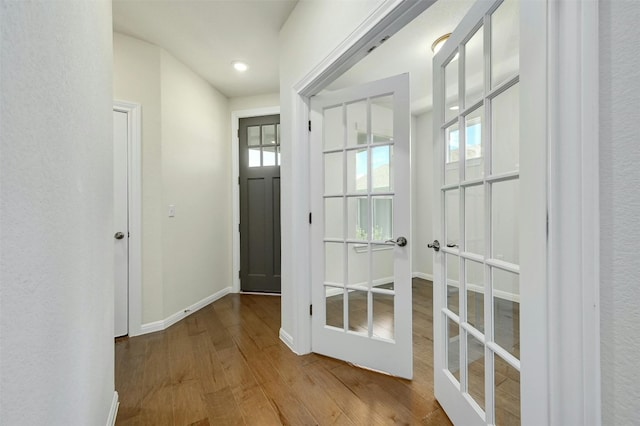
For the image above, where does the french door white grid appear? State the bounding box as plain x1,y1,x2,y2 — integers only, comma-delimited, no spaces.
436,0,521,424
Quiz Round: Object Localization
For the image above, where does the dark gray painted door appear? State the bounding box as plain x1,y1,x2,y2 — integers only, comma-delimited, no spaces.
239,115,281,293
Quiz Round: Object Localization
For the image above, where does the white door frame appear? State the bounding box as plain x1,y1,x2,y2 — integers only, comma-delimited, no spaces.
113,100,143,337
231,106,280,294
285,0,600,421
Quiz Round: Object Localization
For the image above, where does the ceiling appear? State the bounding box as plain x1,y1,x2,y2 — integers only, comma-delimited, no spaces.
325,0,475,114
112,0,475,106
112,0,298,98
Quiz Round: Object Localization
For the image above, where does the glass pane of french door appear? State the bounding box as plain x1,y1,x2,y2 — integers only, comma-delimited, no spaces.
434,0,521,424
311,74,411,379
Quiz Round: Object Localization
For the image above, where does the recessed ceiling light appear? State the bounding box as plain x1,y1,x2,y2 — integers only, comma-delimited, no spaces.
232,61,248,72
449,106,459,111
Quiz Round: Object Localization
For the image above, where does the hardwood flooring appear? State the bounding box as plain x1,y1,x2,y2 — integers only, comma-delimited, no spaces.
115,279,450,425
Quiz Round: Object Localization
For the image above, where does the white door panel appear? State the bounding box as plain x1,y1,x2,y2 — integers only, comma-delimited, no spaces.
114,110,129,338
310,74,412,379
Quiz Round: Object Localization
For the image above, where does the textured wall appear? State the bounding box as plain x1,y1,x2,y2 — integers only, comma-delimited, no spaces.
0,1,115,424
599,1,640,423
114,33,231,325
160,50,231,318
412,112,435,278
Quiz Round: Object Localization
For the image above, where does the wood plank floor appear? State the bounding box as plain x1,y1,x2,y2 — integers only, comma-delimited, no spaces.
115,279,451,425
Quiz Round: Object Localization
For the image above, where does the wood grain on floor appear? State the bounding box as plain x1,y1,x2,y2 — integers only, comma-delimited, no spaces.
115,279,450,425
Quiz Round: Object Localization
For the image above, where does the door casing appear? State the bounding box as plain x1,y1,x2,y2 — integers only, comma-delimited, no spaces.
113,100,143,337
283,0,601,422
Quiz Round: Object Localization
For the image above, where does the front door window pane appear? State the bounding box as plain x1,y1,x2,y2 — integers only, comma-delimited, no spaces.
247,126,260,146
248,148,261,167
262,124,276,145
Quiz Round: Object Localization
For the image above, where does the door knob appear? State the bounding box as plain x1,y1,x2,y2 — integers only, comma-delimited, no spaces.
114,232,125,240
385,236,408,247
428,240,440,252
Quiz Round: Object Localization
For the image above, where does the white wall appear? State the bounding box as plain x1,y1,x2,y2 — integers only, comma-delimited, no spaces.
229,93,280,112
0,1,115,424
114,33,231,324
113,33,164,322
412,112,434,279
160,50,231,317
279,0,384,349
599,1,640,423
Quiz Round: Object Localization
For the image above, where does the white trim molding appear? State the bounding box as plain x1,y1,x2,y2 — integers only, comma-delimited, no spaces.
106,391,119,426
113,100,143,337
140,287,231,334
546,1,601,424
230,106,280,294
413,272,434,282
279,328,296,353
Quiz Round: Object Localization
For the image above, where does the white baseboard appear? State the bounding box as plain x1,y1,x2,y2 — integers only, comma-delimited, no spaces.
139,287,232,335
106,391,119,426
413,272,434,282
139,319,164,335
279,328,298,353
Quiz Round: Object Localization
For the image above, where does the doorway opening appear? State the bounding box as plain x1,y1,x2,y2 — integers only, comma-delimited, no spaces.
239,114,282,293
296,0,535,424
113,101,143,337
231,106,281,294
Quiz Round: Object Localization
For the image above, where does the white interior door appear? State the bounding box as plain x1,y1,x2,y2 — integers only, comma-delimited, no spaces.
310,74,412,379
432,0,525,424
113,109,129,338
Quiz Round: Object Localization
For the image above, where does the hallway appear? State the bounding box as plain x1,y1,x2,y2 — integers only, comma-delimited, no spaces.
115,279,451,425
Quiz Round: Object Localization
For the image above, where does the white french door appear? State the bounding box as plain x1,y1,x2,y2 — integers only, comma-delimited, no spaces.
432,0,536,424
310,74,412,379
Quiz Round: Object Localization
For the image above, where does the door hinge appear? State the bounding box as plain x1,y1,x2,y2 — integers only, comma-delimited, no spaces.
238,223,241,232
239,270,241,279
309,212,312,224
237,128,240,138
308,120,311,132
238,176,240,185
309,304,313,316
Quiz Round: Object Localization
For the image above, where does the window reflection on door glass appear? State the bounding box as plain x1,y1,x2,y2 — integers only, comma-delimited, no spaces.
347,149,368,194
262,124,276,145
247,126,260,146
372,145,393,192
249,147,261,167
263,146,277,166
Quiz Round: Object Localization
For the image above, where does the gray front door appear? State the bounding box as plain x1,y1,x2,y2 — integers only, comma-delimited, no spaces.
239,115,281,293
